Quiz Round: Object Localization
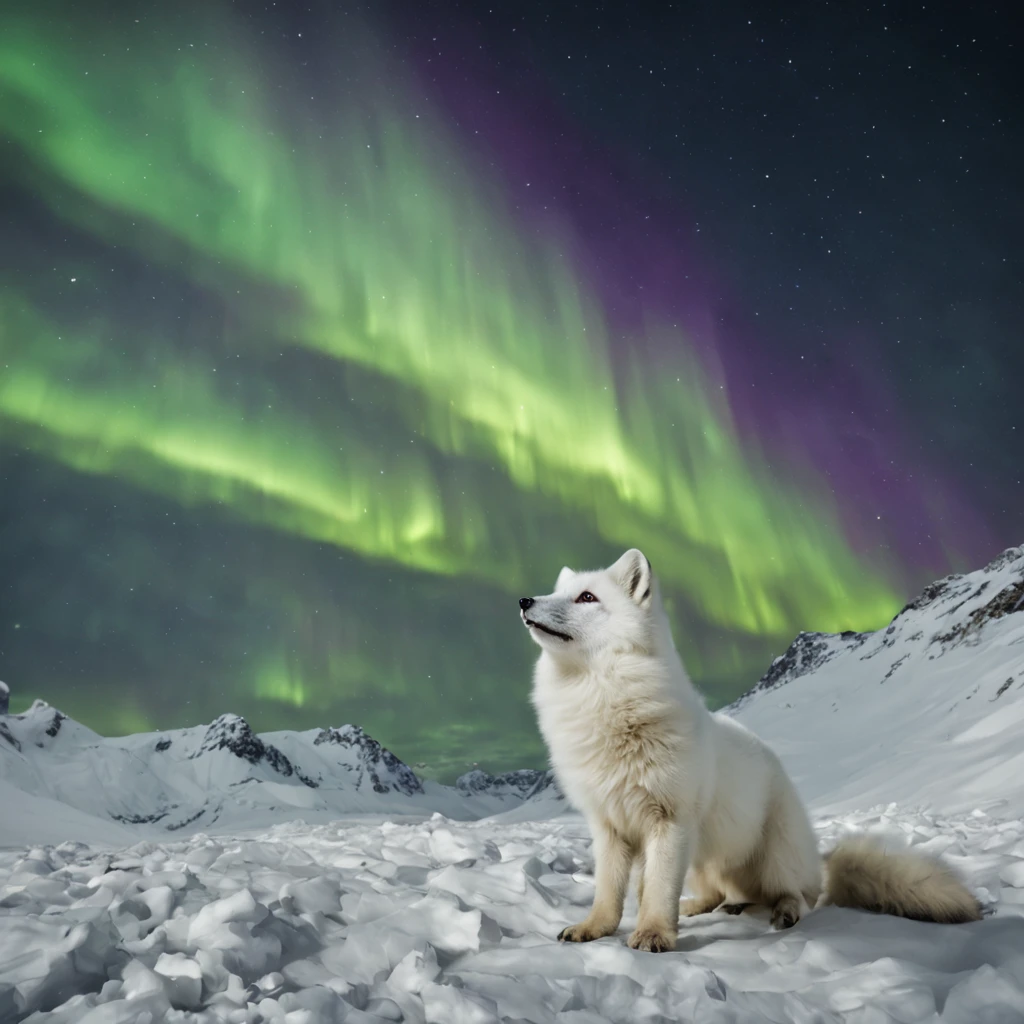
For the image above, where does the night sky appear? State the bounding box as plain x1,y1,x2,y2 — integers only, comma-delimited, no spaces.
1,0,1020,779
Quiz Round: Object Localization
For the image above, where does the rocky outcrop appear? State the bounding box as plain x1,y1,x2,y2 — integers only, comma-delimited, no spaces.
455,768,553,800
313,724,423,795
191,714,317,788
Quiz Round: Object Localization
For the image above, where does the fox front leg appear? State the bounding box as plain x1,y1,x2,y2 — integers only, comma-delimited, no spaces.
558,820,633,943
630,818,688,952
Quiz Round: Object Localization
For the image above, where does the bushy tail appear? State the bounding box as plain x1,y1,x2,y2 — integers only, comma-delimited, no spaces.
821,836,981,924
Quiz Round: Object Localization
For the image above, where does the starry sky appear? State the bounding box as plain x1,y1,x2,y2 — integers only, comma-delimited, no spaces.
1,0,1020,778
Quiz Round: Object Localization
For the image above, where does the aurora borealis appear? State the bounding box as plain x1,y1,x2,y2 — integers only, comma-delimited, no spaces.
1,1,1020,777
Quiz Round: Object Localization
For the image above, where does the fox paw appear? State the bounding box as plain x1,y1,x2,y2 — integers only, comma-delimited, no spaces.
770,896,801,930
721,902,754,916
680,897,720,918
557,921,609,943
627,927,676,953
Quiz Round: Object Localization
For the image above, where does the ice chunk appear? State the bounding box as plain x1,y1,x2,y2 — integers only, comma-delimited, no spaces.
189,887,268,935
186,889,280,977
429,827,477,865
279,875,343,916
153,951,202,1009
135,884,175,932
0,917,120,1017
119,959,173,1017
421,981,499,1024
1000,860,1024,887
943,963,1024,1021
388,944,441,993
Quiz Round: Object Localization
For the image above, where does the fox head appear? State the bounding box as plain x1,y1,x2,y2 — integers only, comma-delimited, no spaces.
519,548,658,661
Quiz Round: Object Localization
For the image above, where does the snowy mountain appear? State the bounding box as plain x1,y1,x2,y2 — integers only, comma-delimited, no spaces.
2,548,1024,1022
730,543,1024,817
0,699,562,846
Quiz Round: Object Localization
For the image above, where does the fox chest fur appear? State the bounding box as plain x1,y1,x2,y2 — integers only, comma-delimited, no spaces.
532,658,695,840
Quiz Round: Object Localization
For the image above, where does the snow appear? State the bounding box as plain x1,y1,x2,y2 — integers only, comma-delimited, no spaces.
2,809,1022,1022
730,544,1024,817
0,781,140,850
1,546,1023,1021
0,702,559,844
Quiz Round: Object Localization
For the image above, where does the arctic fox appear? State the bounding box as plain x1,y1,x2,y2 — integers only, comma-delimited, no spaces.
521,549,981,953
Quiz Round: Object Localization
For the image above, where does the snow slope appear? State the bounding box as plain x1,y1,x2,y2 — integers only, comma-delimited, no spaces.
731,543,1024,817
1,546,1023,1022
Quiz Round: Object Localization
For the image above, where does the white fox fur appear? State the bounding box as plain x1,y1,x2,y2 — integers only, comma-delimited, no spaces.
521,549,981,952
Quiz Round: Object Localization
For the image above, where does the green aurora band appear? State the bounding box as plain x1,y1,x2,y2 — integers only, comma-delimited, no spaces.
0,5,910,772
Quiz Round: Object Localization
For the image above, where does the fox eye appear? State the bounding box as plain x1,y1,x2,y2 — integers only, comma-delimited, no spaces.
576,591,598,604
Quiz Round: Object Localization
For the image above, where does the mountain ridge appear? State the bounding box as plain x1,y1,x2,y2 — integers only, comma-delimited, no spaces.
731,544,1024,711
0,694,561,843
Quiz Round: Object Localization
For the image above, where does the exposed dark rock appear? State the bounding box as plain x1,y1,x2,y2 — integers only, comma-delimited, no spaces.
894,575,962,618
112,810,170,825
982,545,1024,574
994,679,1014,700
455,767,551,799
314,724,423,795
522,768,562,801
861,621,900,658
167,808,208,831
934,578,1024,648
191,714,316,787
882,654,910,683
0,721,20,751
729,630,866,709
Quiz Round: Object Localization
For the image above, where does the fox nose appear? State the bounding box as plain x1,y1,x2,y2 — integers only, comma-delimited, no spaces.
519,597,534,611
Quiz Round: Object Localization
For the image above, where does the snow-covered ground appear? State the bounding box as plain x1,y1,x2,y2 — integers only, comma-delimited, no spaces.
3,805,1022,1024
2,546,1023,1022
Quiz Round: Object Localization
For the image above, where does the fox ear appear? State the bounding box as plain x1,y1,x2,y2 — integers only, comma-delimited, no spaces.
609,549,653,606
555,565,575,590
